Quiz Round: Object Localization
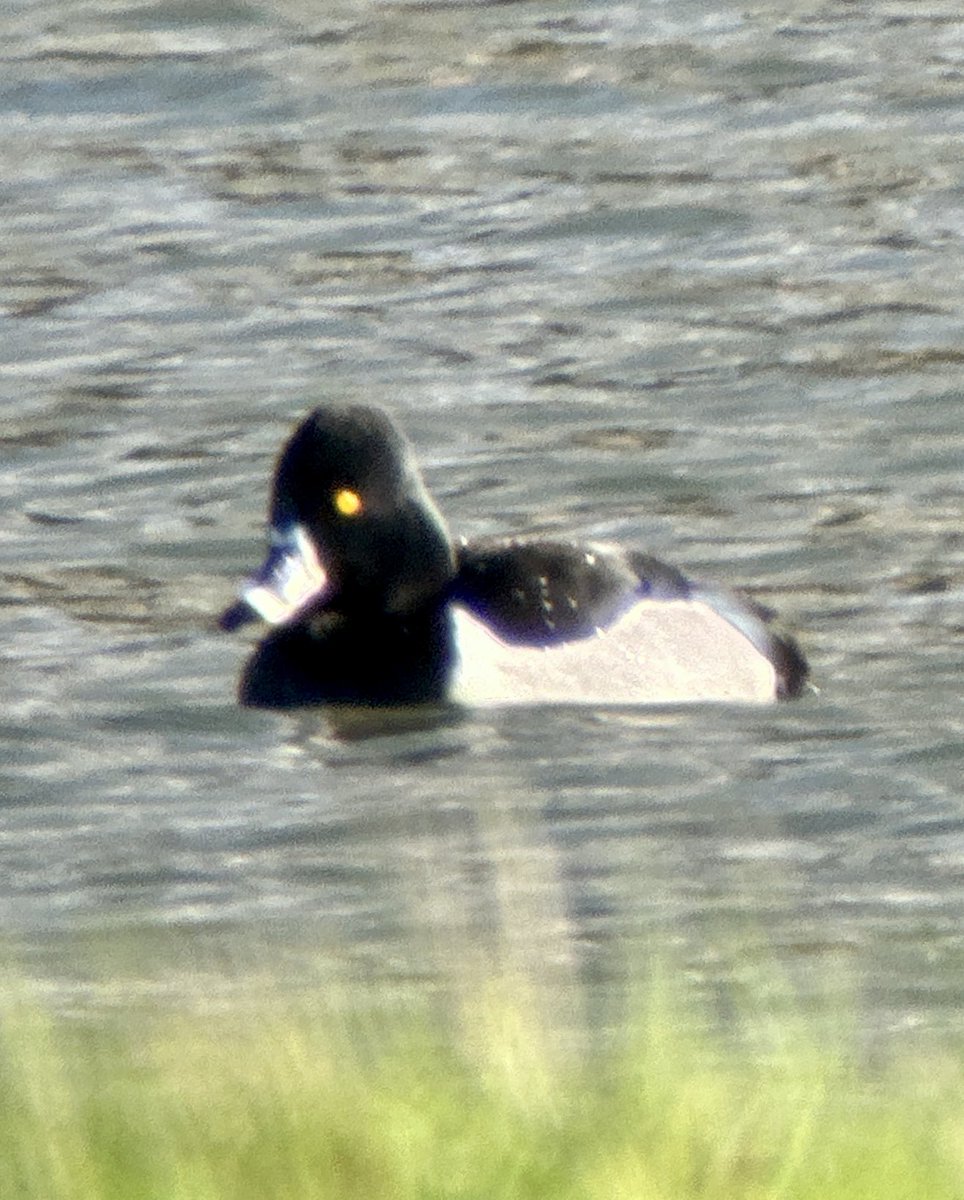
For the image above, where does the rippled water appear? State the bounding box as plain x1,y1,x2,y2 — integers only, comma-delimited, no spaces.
1,1,962,1036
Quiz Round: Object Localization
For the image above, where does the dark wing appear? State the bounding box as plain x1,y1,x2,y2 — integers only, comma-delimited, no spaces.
452,539,690,647
453,539,809,699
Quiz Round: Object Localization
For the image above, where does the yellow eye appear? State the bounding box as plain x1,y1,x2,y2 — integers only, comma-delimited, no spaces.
333,487,363,517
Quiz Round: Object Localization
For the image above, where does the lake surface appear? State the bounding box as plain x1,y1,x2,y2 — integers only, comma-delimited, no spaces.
1,0,961,1039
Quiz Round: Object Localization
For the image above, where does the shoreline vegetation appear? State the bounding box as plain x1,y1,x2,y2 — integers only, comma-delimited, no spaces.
1,966,962,1200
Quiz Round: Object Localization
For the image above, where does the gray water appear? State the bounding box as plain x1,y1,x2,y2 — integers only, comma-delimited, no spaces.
0,1,961,1037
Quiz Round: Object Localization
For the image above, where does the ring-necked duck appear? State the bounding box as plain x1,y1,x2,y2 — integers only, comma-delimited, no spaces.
219,405,808,709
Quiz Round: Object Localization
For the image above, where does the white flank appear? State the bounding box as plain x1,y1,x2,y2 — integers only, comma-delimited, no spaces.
449,599,777,706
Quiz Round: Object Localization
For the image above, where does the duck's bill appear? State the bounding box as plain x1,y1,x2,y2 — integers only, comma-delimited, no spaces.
218,525,328,632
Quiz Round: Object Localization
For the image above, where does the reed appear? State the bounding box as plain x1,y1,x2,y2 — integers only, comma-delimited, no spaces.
0,971,960,1200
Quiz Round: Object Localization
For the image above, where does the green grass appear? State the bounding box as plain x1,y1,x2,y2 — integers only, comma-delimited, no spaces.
0,972,961,1200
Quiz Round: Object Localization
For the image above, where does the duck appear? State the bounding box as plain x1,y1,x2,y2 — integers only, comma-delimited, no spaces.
218,404,808,709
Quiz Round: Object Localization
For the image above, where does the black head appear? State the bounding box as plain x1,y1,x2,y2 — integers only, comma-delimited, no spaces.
220,405,455,631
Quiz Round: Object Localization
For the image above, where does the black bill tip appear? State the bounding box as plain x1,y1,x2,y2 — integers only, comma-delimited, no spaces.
218,599,257,633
